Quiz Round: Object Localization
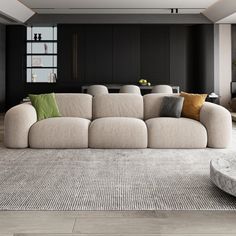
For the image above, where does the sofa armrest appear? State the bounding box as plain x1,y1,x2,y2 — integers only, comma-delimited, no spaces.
200,102,232,148
4,103,37,148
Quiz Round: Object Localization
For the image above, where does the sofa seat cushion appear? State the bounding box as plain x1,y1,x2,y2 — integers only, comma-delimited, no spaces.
146,117,207,148
89,117,147,148
29,117,90,148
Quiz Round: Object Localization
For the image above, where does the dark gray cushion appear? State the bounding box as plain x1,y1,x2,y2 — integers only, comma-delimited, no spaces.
159,96,184,118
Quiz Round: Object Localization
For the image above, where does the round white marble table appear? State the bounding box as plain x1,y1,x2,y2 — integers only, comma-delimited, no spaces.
210,158,236,197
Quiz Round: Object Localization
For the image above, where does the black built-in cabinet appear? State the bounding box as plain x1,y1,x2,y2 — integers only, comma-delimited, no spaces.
113,25,140,84
6,24,214,109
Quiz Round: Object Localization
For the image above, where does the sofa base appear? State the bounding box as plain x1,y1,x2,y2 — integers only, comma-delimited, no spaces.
89,117,148,149
29,117,90,149
146,117,207,148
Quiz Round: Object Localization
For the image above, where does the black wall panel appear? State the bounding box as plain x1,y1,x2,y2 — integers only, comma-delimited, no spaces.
187,25,214,93
6,26,26,109
6,24,214,109
169,25,189,92
113,25,140,84
58,25,85,83
85,25,113,84
232,25,236,84
141,25,170,84
0,24,5,112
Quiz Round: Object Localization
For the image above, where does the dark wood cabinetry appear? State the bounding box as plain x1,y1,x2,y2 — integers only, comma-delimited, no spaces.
57,24,191,88
58,25,85,83
6,26,26,108
6,24,214,109
85,25,113,84
141,25,170,84
0,24,5,112
113,25,140,84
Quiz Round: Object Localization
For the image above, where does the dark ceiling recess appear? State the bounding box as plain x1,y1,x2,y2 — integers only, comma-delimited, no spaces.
171,8,179,14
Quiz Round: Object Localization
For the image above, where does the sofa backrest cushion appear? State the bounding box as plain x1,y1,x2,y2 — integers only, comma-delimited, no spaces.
55,93,92,119
93,94,143,119
144,93,178,120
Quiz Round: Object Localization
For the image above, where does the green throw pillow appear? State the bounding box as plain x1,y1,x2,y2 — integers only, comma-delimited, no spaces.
29,93,61,121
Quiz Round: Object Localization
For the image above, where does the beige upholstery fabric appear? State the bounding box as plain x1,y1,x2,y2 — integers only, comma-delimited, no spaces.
55,93,92,119
144,93,177,120
119,85,141,94
89,117,147,148
4,94,232,149
87,85,108,96
4,103,37,148
146,117,207,148
93,94,144,119
151,85,173,94
29,117,90,149
200,102,232,148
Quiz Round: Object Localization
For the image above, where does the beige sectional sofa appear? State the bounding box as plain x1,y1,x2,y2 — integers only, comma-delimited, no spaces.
4,93,232,149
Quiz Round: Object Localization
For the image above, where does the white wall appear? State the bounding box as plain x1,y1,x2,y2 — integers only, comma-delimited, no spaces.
214,24,232,108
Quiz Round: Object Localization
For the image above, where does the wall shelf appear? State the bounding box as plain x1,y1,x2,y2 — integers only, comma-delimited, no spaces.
27,40,57,43
27,67,57,69
26,26,57,83
27,53,57,56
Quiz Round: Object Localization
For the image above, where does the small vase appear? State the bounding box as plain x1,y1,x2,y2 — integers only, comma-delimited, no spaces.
44,44,48,54
31,73,37,82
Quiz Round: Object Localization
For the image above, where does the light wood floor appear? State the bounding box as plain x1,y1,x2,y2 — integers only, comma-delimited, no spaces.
0,114,236,235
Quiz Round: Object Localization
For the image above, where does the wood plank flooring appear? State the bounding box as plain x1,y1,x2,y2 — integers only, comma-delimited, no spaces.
0,114,236,235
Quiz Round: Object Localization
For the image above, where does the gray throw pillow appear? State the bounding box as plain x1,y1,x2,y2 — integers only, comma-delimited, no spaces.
159,96,184,118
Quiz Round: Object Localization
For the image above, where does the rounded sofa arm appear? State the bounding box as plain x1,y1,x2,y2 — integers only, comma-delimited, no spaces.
200,102,232,148
4,103,37,148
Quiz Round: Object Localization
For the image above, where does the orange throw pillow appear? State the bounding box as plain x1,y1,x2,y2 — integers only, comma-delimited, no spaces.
180,92,207,121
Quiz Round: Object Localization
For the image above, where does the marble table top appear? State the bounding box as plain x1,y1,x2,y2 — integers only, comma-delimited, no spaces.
210,158,236,197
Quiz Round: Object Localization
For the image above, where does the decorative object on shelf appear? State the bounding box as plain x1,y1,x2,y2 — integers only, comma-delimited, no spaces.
208,92,219,104
138,79,151,86
208,92,218,98
53,73,57,82
38,33,42,41
44,43,48,54
22,97,30,103
32,57,43,67
48,72,57,83
34,34,37,41
31,73,37,83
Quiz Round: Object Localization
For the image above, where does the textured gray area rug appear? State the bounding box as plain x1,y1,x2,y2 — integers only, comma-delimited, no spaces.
0,145,236,210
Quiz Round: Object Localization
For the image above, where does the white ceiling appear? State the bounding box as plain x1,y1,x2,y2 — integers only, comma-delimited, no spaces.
0,0,34,23
203,0,236,22
218,12,236,23
18,0,219,14
0,0,235,23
